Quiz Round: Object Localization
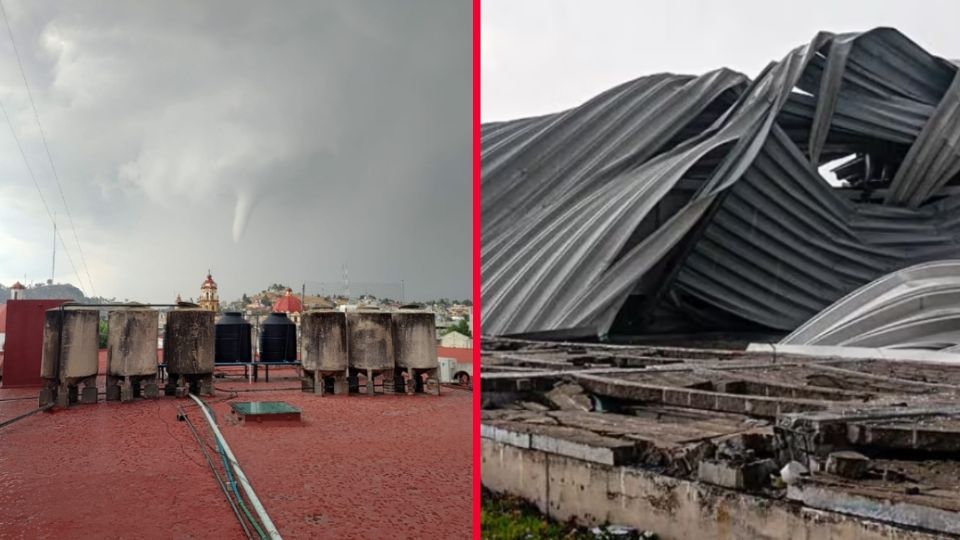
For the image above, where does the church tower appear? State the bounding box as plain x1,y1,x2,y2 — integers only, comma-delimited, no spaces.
198,271,220,312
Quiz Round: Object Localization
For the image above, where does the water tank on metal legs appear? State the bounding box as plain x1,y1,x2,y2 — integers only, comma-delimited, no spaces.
259,312,297,362
215,312,252,363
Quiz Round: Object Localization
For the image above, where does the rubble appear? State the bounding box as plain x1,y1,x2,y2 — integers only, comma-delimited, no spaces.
826,451,871,479
482,338,960,538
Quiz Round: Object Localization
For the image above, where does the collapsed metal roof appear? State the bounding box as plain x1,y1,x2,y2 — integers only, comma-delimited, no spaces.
482,28,960,339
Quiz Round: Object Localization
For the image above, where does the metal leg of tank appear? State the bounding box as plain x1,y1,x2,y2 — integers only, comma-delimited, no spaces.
80,377,98,404
105,375,121,401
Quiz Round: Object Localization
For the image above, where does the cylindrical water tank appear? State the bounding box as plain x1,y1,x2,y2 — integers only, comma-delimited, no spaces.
259,312,297,362
346,311,394,370
164,308,214,375
215,312,252,363
41,307,99,380
392,310,439,369
107,308,159,376
301,310,347,371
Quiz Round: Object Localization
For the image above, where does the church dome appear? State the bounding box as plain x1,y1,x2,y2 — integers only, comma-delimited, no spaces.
273,288,303,313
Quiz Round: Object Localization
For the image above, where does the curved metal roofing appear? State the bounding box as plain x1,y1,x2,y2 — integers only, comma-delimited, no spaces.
482,28,960,339
781,260,960,350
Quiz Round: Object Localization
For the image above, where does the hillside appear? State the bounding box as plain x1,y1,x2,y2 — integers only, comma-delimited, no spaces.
0,282,90,303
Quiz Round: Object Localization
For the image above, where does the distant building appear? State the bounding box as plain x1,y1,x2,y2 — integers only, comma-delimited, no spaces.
273,287,303,324
440,330,471,349
9,281,24,301
198,272,220,312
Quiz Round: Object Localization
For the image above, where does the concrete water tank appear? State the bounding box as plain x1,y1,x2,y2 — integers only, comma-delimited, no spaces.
391,311,438,369
301,310,348,394
391,310,440,395
346,311,394,395
39,306,99,407
106,307,159,401
163,307,215,397
346,311,394,370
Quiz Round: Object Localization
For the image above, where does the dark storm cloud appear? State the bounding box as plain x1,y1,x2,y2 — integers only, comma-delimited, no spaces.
0,0,471,302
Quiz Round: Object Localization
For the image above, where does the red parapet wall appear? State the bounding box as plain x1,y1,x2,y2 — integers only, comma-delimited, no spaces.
3,299,69,388
437,346,472,364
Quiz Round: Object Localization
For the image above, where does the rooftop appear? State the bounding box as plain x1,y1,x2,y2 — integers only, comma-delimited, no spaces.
0,355,470,538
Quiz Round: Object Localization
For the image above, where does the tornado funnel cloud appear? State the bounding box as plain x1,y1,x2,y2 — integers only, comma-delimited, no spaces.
232,191,255,243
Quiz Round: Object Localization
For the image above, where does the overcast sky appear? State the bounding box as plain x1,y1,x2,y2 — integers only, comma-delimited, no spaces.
482,0,960,122
0,0,470,303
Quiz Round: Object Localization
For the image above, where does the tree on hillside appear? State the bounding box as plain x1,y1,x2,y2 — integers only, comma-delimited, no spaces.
444,318,471,338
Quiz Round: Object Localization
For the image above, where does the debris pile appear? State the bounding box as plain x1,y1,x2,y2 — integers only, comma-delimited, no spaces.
482,337,960,537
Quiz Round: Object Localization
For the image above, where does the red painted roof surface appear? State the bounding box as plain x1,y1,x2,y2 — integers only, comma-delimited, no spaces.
273,289,302,313
437,346,472,364
0,354,471,538
10,281,24,290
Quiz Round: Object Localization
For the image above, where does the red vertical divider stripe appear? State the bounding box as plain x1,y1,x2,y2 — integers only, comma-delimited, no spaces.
472,0,482,537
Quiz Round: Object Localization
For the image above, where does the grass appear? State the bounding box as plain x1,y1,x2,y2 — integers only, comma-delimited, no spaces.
481,489,579,539
481,488,657,540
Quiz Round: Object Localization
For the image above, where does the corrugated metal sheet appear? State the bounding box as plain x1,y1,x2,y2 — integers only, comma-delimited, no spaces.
781,260,960,350
482,28,960,338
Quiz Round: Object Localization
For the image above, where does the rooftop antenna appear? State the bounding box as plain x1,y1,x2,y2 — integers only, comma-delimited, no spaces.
343,262,350,300
51,211,56,283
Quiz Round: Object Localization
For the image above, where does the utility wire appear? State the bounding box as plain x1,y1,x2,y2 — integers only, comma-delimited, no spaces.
0,0,96,297
0,403,53,431
0,98,86,292
179,405,254,540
